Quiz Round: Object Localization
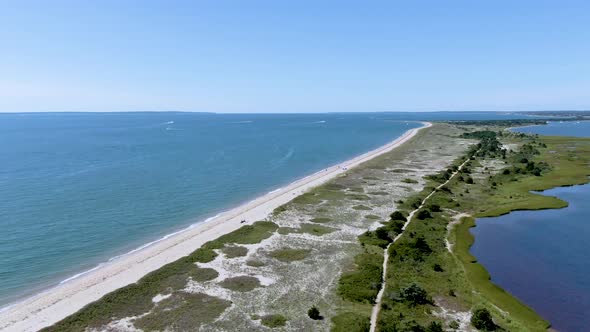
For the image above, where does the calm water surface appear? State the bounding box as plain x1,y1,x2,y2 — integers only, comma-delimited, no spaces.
514,120,590,137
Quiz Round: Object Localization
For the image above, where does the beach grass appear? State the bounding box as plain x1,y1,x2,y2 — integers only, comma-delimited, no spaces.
134,292,231,331
269,248,311,262
219,276,261,292
222,245,249,258
260,314,288,328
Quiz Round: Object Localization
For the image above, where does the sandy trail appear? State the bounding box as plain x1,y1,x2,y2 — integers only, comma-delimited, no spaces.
369,150,473,332
446,213,471,253
0,123,431,332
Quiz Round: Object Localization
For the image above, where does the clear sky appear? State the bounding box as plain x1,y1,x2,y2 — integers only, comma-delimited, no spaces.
1,0,589,113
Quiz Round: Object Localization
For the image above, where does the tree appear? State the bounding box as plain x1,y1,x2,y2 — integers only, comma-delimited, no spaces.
429,204,441,212
411,236,432,255
416,209,432,220
471,308,497,331
466,177,474,184
433,263,443,272
307,306,322,320
427,321,444,332
400,283,430,306
390,211,407,221
375,227,391,241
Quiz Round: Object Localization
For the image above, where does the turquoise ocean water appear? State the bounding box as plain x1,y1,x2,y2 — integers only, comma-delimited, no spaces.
0,112,530,307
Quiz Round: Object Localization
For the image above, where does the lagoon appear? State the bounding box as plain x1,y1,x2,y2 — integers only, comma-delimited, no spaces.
471,183,590,331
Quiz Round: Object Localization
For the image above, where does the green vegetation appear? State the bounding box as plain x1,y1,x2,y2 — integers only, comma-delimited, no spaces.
278,223,336,236
219,276,261,292
338,250,383,303
260,314,288,328
374,130,590,331
402,178,419,184
300,223,337,236
222,245,248,258
43,221,279,331
471,308,498,331
134,292,231,331
214,221,278,245
331,312,370,332
269,248,311,262
310,217,332,223
246,260,265,267
308,306,322,320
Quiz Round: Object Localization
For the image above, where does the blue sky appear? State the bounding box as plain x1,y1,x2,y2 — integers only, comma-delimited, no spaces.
1,0,589,113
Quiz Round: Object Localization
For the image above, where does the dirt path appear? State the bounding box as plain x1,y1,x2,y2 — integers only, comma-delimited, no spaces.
369,155,473,332
446,213,471,253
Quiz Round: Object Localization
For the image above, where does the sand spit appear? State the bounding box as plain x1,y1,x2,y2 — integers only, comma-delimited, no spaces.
0,123,431,332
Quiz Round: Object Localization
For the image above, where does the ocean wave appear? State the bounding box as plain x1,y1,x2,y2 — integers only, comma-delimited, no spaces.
267,188,282,195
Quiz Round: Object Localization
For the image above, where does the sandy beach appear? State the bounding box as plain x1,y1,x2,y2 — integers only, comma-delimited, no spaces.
0,122,431,332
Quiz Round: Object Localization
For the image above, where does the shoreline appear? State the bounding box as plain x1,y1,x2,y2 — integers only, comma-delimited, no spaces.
0,122,432,332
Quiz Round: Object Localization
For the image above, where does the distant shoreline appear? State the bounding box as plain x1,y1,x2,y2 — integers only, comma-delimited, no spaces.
0,122,431,332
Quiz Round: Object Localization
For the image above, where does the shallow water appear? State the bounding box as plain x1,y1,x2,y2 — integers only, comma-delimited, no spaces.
471,185,590,331
514,120,590,137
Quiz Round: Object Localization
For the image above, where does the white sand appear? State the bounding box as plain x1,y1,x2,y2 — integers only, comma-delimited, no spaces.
0,122,431,332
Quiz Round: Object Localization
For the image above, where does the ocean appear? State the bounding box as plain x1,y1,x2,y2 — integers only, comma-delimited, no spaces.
0,111,531,307
473,121,590,332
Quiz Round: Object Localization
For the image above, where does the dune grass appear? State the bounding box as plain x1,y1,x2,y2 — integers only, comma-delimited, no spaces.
260,314,288,328
219,276,261,292
42,221,278,331
269,248,311,262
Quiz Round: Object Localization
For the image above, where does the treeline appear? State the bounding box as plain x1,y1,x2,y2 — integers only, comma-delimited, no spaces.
444,119,549,126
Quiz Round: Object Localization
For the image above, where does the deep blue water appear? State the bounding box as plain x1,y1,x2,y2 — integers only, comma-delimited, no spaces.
514,120,590,137
0,111,529,306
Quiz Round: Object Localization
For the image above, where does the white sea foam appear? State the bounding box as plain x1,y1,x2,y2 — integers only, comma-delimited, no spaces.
59,264,104,284
267,188,282,195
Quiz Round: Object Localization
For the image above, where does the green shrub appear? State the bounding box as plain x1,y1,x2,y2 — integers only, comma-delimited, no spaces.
471,308,497,331
261,314,287,328
219,276,261,292
399,283,431,306
416,209,432,220
427,321,444,332
269,248,311,262
308,306,322,320
222,246,248,258
390,211,407,221
338,252,382,303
